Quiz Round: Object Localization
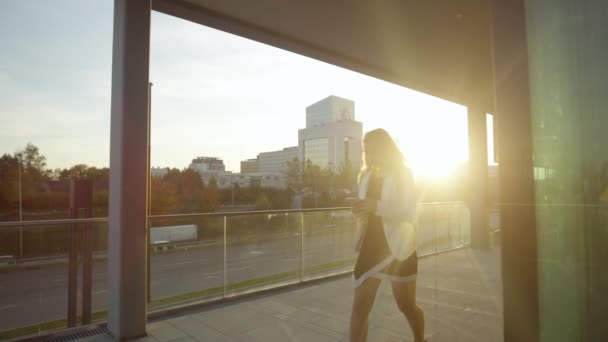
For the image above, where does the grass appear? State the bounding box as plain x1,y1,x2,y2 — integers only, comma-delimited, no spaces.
304,258,355,275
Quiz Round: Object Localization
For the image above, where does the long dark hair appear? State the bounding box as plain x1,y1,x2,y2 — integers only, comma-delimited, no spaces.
361,128,406,173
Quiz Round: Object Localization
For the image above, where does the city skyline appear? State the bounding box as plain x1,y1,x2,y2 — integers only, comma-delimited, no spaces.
0,1,478,178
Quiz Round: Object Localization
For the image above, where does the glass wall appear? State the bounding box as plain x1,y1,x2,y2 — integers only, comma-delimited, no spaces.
304,138,330,168
526,1,608,340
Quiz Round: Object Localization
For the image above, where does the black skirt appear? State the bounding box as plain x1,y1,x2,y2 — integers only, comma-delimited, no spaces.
353,172,418,287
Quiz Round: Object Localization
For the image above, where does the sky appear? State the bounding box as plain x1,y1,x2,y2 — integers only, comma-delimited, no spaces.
0,1,492,177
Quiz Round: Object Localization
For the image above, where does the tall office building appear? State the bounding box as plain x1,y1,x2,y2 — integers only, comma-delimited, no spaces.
298,96,362,171
306,95,355,127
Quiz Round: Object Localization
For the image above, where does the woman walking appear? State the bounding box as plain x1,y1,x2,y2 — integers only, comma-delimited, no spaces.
350,128,425,342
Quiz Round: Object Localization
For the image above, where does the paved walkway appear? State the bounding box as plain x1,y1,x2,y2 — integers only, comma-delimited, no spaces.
81,247,502,342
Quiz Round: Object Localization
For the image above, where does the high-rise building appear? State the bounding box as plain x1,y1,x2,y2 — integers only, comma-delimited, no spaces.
306,95,355,128
299,96,362,171
257,146,298,173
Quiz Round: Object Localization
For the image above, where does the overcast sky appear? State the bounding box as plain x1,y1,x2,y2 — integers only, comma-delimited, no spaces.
1,1,483,176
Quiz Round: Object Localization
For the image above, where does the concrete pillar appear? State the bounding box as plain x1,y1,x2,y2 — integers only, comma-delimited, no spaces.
491,1,539,341
108,0,151,339
467,107,490,249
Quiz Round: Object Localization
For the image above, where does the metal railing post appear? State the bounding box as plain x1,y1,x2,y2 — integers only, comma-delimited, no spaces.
67,208,78,328
147,221,151,303
82,209,93,325
460,203,465,245
447,204,453,248
223,215,227,297
300,212,304,282
433,205,438,254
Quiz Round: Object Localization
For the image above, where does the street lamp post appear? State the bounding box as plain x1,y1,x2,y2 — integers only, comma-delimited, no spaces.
147,81,153,304
17,154,23,259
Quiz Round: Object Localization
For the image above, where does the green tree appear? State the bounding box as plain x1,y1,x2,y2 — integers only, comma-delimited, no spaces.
0,154,20,209
59,164,89,179
255,193,272,211
249,177,261,189
302,160,322,190
19,142,47,171
13,143,51,210
178,169,206,213
336,160,357,191
285,158,302,190
202,176,219,212
150,176,178,214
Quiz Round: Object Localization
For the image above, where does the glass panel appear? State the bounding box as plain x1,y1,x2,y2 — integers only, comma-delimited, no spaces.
526,1,608,340
148,216,224,307
225,213,300,296
89,221,108,323
0,221,107,339
302,209,357,280
417,205,440,255
304,138,330,168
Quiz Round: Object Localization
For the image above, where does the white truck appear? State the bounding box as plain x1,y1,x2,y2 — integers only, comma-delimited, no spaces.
149,224,197,250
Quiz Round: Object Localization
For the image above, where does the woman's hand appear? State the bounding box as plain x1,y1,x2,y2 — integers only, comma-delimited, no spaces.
352,199,377,214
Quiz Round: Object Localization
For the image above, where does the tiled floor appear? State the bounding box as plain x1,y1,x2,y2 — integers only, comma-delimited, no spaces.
81,247,502,342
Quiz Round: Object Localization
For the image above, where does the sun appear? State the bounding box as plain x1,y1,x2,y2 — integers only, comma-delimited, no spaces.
411,156,460,179
392,116,469,181
405,143,466,180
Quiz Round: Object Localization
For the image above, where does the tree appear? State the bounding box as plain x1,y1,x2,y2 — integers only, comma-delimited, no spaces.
302,160,322,190
337,160,357,191
178,169,206,213
0,154,20,208
59,164,89,179
150,176,177,215
285,158,303,190
249,177,261,189
13,143,51,208
202,176,219,212
255,193,272,211
85,167,109,182
19,143,47,171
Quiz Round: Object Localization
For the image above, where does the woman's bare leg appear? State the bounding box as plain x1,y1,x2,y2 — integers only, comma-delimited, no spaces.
391,279,425,342
350,277,382,342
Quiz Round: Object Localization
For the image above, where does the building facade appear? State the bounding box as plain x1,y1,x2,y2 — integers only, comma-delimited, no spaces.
257,146,298,173
306,95,355,128
150,167,169,178
240,158,259,174
298,96,362,171
188,157,225,174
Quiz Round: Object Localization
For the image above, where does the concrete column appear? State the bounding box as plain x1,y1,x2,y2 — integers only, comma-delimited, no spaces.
491,1,539,341
108,0,151,339
467,107,490,249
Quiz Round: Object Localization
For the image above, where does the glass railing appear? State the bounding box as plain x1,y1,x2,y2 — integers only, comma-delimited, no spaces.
0,218,109,339
0,202,471,339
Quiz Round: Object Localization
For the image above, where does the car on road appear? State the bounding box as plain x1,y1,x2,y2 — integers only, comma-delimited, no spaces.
0,255,16,265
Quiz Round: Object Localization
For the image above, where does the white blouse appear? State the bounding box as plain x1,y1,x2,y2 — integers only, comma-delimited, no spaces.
355,167,418,261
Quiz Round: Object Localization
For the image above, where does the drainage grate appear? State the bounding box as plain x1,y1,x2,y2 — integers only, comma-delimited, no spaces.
45,327,109,342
